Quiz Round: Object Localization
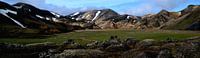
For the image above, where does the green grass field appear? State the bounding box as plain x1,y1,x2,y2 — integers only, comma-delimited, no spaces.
0,29,199,45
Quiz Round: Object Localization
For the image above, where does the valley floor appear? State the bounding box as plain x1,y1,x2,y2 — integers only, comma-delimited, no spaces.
0,29,199,44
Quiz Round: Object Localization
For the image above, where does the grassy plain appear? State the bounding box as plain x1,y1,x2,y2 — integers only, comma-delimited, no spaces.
0,29,199,44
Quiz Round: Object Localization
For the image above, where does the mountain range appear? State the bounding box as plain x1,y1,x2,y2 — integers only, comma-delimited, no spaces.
67,5,200,30
0,1,199,36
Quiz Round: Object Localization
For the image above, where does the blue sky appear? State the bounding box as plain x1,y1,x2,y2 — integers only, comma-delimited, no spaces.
1,0,200,16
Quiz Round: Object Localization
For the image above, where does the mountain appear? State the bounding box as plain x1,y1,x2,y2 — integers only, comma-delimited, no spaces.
139,10,181,29
161,5,200,30
66,5,199,30
0,1,73,37
67,9,140,29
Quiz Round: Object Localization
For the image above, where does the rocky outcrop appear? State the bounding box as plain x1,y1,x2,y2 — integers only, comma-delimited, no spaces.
0,36,200,58
135,39,156,49
53,49,105,58
0,42,58,58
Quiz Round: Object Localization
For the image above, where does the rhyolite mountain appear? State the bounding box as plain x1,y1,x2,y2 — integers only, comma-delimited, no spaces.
0,1,199,36
0,1,73,36
161,5,200,30
67,5,200,30
67,9,140,29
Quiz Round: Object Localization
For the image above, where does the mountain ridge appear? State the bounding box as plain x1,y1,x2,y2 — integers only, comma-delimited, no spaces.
67,4,199,30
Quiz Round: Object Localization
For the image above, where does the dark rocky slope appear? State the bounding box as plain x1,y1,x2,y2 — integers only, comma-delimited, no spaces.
0,1,73,37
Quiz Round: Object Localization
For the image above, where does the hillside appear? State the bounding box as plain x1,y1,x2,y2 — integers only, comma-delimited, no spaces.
0,1,73,37
161,5,200,30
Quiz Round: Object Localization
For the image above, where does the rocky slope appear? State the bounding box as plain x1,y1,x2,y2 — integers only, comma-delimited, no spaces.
0,1,73,37
161,5,200,30
140,10,181,29
67,9,140,29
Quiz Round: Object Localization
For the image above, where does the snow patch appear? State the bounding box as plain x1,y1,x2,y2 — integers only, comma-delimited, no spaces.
71,17,75,19
52,17,59,22
75,18,79,21
46,17,50,20
75,18,82,21
50,12,60,18
91,11,101,21
81,15,85,18
10,18,26,28
126,16,130,19
0,9,26,28
71,12,80,16
0,9,17,15
36,15,44,19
